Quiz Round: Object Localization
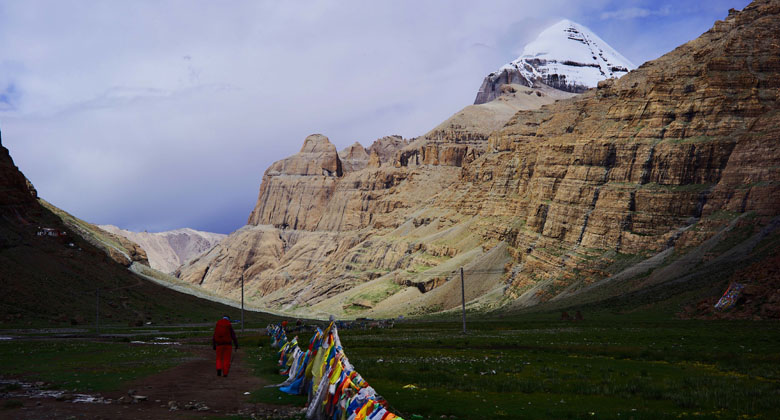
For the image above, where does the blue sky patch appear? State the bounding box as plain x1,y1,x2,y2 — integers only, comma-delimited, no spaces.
0,83,19,110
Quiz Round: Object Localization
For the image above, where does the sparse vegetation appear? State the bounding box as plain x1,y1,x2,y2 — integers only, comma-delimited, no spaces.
2,400,23,409
639,182,713,193
0,340,185,392
660,135,717,144
603,252,645,275
245,345,308,406
708,224,757,256
706,210,741,221
406,264,433,274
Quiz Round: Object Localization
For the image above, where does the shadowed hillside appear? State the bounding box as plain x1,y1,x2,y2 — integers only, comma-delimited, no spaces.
0,132,275,327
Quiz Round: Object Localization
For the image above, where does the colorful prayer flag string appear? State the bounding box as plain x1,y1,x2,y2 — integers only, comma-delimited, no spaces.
267,323,403,420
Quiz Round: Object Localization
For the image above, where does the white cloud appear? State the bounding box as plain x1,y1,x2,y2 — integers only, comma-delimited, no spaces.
3,0,591,233
0,0,750,233
600,6,672,20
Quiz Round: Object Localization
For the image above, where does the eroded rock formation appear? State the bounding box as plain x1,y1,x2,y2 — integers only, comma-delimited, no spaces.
339,143,370,173
178,1,780,319
247,134,344,230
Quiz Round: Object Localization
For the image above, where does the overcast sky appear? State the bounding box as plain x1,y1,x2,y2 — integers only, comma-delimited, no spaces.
0,0,751,234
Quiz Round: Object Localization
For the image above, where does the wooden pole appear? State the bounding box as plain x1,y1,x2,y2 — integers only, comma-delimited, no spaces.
95,289,100,336
241,274,245,332
460,267,466,334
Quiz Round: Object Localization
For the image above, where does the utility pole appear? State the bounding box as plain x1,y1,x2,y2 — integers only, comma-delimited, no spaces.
241,274,245,332
460,267,466,334
95,289,100,336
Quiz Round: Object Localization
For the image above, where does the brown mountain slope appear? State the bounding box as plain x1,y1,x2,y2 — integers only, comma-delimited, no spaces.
441,0,780,307
178,0,780,319
176,85,568,312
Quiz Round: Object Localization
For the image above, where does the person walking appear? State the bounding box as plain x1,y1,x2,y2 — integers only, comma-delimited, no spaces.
213,315,239,377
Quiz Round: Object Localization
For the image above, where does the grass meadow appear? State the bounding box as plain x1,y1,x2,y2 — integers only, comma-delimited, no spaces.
253,315,780,420
0,340,186,392
0,315,778,419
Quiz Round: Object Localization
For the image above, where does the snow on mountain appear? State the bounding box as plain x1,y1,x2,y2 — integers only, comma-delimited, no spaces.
475,19,636,104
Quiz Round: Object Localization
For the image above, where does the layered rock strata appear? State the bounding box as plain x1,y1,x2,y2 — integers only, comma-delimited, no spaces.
247,134,344,230
445,0,780,304
179,1,780,318
396,85,575,168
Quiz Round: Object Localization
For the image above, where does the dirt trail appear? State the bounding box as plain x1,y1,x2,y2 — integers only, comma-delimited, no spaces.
0,345,301,419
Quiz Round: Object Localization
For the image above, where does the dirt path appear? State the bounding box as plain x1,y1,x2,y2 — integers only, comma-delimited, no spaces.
0,345,303,419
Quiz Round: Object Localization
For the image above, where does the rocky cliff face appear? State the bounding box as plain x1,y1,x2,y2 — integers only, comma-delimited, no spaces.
339,142,370,172
446,0,780,306
367,136,407,165
397,85,575,168
247,134,344,231
98,225,225,273
178,1,780,319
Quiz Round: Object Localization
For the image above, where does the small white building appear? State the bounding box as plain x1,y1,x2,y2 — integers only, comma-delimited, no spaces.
37,227,67,237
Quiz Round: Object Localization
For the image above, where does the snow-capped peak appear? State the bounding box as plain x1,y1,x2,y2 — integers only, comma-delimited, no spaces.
475,19,635,104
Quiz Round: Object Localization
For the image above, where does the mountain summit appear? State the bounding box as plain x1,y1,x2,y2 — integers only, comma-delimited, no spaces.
176,1,780,320
474,19,635,103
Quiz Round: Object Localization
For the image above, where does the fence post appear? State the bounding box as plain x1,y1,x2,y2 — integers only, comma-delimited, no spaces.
241,274,245,332
95,289,100,336
461,267,466,334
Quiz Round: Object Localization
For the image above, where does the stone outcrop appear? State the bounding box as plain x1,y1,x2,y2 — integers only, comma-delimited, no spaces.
178,1,780,319
339,142,370,172
272,134,343,177
367,151,381,168
98,225,225,273
247,134,343,230
367,136,407,164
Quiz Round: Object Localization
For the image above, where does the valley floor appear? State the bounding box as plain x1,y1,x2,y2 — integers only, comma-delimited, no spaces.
0,328,304,420
1,315,779,419
291,315,780,420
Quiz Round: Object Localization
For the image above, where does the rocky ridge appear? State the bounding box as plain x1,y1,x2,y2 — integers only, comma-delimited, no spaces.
98,225,226,273
178,1,780,319
0,131,37,212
